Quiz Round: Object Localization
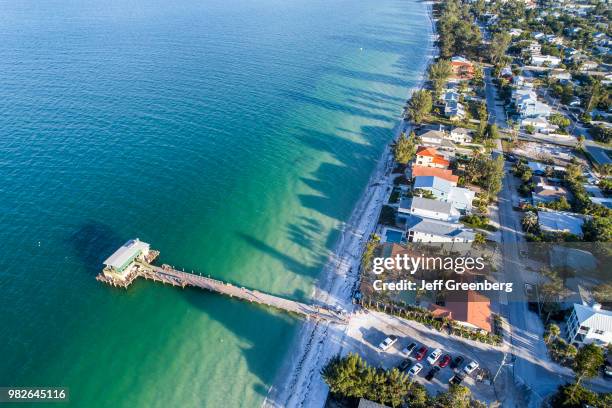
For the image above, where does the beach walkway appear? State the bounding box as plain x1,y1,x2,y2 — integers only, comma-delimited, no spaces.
97,261,348,325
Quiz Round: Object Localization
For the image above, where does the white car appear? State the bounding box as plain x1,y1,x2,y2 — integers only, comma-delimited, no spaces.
426,348,442,365
463,360,479,374
378,335,398,351
408,363,423,377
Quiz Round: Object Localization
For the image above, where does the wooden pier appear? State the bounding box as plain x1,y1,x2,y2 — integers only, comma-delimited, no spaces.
97,260,348,325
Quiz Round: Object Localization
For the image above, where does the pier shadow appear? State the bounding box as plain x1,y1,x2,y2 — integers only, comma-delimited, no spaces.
182,284,300,398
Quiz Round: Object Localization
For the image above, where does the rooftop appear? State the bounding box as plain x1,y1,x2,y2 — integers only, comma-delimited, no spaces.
103,239,149,269
411,165,459,184
573,303,612,332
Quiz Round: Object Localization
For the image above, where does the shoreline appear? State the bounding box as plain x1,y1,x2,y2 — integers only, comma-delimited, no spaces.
262,2,437,407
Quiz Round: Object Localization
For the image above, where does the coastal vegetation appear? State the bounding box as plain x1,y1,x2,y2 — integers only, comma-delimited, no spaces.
406,90,433,123
435,0,482,59
322,353,487,408
393,131,418,164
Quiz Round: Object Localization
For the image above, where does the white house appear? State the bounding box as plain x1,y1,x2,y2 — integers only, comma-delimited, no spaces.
447,187,475,212
538,211,585,236
521,116,556,134
531,55,561,67
566,303,612,347
449,127,472,144
444,100,466,120
399,196,460,222
405,216,475,244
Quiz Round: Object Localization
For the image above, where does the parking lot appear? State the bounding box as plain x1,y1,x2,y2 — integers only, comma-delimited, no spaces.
345,309,506,403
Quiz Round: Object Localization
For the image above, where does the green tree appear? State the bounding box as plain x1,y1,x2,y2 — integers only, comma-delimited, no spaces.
521,211,539,233
583,217,612,242
429,59,453,97
489,32,512,66
572,344,604,390
486,123,499,139
549,113,571,131
361,234,380,271
382,368,411,408
474,232,486,246
407,90,433,123
477,102,488,139
393,132,417,164
321,353,368,398
545,323,561,344
551,382,612,408
433,384,472,408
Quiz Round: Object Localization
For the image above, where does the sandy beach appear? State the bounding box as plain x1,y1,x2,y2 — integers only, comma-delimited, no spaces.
262,4,437,407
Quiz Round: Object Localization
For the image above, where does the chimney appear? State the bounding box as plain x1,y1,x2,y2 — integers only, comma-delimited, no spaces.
592,303,602,311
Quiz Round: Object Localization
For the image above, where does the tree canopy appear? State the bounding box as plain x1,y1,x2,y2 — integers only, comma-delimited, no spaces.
406,90,433,123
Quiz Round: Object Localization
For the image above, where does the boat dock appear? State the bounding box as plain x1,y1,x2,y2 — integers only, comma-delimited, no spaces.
96,240,348,325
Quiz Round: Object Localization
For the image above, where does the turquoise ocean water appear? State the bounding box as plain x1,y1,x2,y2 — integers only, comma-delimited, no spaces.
0,0,430,406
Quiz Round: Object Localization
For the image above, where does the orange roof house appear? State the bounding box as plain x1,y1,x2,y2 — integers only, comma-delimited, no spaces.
450,56,475,80
410,165,459,185
415,146,450,169
429,290,492,332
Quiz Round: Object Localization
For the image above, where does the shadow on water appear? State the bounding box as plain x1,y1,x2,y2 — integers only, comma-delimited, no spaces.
66,221,125,275
181,284,300,398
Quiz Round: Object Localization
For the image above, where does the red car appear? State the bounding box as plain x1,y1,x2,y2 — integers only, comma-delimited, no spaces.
438,354,451,368
415,346,428,361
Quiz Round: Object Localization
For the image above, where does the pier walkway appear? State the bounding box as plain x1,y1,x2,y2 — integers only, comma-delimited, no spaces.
97,261,348,325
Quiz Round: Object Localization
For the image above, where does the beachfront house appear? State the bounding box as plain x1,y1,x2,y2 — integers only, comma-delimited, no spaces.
414,175,453,198
450,56,474,80
413,176,474,212
415,146,450,169
418,130,456,151
405,216,475,244
565,303,612,347
409,165,459,185
398,196,460,222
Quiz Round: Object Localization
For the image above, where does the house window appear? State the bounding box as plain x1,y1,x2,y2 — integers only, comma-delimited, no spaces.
594,329,604,335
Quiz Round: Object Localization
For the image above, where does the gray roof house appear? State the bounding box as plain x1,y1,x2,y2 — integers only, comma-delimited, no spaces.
398,196,461,222
405,216,475,243
538,211,585,236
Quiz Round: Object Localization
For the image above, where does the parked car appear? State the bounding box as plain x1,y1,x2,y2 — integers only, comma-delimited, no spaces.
438,354,452,368
378,335,398,351
425,366,441,381
408,363,423,377
402,342,417,356
450,356,464,369
427,348,442,365
449,372,466,385
398,359,412,372
464,361,479,374
415,346,428,361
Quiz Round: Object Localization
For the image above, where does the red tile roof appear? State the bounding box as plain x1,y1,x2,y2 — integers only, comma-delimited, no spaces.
429,290,492,332
411,165,459,183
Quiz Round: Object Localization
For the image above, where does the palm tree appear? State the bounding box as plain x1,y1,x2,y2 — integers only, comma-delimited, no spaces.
545,323,560,344
521,211,538,233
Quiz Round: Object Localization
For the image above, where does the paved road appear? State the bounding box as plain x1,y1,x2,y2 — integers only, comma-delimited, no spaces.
484,67,508,130
498,170,567,406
